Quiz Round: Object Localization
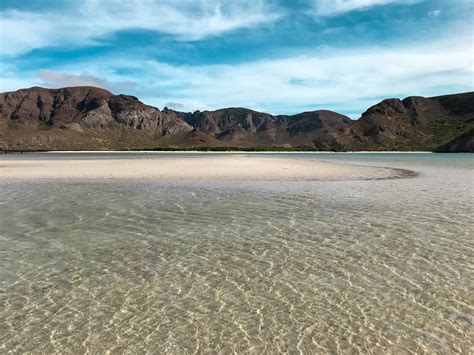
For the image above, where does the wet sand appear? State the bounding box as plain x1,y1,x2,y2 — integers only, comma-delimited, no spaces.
0,155,413,180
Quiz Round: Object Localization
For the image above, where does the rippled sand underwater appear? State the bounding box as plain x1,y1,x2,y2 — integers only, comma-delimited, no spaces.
0,154,473,354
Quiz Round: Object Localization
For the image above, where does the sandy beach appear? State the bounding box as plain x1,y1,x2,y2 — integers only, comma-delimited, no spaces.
0,155,413,180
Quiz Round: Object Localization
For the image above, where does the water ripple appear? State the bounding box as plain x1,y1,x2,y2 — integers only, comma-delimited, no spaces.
0,161,473,353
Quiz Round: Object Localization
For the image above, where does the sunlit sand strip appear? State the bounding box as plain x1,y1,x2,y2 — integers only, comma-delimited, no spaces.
0,156,415,181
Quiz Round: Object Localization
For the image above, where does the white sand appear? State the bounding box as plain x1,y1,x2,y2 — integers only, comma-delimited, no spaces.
0,156,412,180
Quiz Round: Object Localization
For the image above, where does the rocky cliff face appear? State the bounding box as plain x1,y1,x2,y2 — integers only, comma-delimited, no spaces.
0,87,193,150
0,86,191,133
164,107,352,147
329,92,474,151
1,86,473,151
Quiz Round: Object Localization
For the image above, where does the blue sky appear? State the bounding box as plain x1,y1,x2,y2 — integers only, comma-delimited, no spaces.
0,0,472,117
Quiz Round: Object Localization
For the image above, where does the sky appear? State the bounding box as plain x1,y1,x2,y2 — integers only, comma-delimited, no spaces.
0,0,472,117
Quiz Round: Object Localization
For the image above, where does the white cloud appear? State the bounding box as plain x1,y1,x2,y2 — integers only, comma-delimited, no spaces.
0,0,281,56
0,10,57,56
429,9,441,17
310,0,420,17
35,70,137,93
136,38,472,115
37,70,110,89
1,36,471,117
80,0,280,39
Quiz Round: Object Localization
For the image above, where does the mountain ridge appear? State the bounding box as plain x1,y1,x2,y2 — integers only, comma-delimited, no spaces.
1,86,473,152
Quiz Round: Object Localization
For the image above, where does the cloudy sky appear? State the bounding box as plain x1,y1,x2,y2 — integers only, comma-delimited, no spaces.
0,0,472,117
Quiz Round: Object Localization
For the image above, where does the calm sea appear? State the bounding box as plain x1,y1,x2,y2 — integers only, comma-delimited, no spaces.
0,153,473,353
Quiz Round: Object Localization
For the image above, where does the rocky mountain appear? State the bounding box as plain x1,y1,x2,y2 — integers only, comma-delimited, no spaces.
164,107,352,147
328,92,474,151
0,86,193,150
1,86,473,151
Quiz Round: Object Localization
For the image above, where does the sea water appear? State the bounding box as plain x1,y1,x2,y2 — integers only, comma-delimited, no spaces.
0,153,472,353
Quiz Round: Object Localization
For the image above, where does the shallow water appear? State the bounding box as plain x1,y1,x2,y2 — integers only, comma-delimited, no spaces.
0,153,473,354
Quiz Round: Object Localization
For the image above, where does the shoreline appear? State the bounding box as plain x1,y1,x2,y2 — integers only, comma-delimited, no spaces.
1,150,437,154
0,155,416,181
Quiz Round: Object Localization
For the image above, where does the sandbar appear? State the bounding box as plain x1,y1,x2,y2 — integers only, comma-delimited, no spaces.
0,155,414,181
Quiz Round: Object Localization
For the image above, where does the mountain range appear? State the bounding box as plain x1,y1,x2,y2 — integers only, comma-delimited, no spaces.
1,86,473,152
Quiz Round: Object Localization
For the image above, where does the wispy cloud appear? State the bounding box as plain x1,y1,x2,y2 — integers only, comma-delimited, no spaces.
1,1,471,116
309,0,420,17
38,70,110,89
37,70,137,93
0,0,281,56
428,9,441,17
94,37,470,115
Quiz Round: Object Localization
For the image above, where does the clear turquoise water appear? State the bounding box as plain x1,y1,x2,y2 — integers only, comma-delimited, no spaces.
4,151,471,169
0,153,473,353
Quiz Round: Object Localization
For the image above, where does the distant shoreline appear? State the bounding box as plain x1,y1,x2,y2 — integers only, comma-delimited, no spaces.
10,151,435,154
0,149,452,154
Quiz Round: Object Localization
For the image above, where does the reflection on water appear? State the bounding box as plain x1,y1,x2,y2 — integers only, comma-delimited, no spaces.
0,154,473,353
